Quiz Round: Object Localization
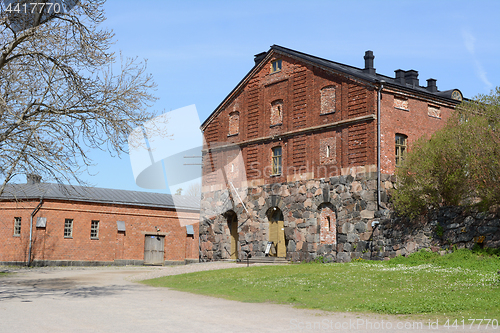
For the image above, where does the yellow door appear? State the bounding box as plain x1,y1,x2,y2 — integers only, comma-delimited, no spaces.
277,219,286,257
268,209,285,258
230,216,238,259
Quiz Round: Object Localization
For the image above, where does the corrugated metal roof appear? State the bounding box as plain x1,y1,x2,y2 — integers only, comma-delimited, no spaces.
0,182,200,211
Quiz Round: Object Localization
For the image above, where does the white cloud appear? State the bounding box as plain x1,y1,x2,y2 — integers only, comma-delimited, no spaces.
462,30,476,54
462,29,492,90
474,60,492,89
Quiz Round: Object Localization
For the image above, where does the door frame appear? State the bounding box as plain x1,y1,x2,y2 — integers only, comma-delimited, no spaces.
144,234,165,265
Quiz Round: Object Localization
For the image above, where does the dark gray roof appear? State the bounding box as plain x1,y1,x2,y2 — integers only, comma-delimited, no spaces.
201,44,463,129
0,182,200,211
270,45,462,100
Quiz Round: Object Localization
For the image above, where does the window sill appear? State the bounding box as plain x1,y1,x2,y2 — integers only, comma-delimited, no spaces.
395,107,409,112
227,133,239,137
13,234,20,237
270,123,282,128
64,236,73,239
90,237,99,240
270,70,282,75
320,111,336,116
270,173,282,177
428,115,441,119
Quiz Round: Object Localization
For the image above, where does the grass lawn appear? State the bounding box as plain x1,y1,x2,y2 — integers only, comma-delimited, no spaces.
141,249,500,320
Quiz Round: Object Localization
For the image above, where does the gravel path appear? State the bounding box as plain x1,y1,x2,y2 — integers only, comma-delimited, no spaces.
0,262,495,332
1,261,267,281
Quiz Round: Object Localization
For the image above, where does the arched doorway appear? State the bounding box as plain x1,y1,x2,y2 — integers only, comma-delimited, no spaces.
227,213,238,259
267,207,285,258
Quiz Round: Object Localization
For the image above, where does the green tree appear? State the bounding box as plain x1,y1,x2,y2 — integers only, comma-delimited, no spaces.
393,87,500,217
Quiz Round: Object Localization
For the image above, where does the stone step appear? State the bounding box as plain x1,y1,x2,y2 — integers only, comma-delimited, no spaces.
237,256,288,264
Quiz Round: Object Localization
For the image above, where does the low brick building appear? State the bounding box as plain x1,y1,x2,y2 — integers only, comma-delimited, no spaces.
199,45,466,262
0,176,199,266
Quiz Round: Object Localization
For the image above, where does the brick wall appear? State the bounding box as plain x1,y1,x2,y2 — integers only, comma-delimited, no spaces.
380,89,455,174
0,199,199,265
202,54,377,190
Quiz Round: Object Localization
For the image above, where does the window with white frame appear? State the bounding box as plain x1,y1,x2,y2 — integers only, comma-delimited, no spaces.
64,219,73,238
13,217,21,236
90,220,99,239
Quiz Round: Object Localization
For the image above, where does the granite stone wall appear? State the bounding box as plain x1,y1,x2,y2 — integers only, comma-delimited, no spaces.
199,172,500,262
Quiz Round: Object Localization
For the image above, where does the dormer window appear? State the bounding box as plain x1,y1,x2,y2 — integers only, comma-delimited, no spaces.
271,59,282,73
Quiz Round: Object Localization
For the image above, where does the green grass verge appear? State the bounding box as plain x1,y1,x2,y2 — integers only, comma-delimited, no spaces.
141,249,500,319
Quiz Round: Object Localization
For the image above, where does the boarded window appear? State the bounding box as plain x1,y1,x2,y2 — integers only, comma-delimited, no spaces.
228,111,239,135
320,86,336,114
13,217,21,236
395,134,408,167
319,207,336,245
270,100,283,126
394,96,409,110
64,219,73,238
271,146,282,175
90,220,99,239
428,105,441,118
320,137,336,165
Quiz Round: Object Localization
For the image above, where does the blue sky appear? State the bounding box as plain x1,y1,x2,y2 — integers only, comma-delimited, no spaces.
81,0,500,193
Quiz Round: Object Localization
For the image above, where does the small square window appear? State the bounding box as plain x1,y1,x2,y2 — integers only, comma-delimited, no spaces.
271,59,282,73
64,219,73,238
14,217,21,236
90,220,99,239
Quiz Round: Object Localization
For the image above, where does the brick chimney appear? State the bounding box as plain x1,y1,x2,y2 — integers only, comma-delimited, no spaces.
363,50,376,75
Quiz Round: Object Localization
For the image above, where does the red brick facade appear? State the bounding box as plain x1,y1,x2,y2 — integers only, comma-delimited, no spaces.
202,47,460,188
380,88,455,173
199,45,463,262
202,53,379,190
0,199,199,265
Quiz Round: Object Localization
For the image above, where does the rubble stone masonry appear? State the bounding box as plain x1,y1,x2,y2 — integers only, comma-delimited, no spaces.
200,171,500,262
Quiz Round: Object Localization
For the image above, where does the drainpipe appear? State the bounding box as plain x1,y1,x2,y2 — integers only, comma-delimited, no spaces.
377,80,385,210
28,199,43,266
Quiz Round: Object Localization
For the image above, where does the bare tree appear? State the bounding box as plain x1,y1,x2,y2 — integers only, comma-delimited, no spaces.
185,182,201,197
0,0,157,195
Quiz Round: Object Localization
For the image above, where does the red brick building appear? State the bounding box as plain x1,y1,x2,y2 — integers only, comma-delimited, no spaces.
0,176,199,266
199,45,463,262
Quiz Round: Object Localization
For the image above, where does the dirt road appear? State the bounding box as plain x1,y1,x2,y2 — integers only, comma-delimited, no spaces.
0,263,493,332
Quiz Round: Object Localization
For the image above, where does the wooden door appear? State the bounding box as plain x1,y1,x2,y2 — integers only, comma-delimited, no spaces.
229,215,238,260
144,235,165,265
269,220,278,257
268,209,286,258
277,219,286,257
